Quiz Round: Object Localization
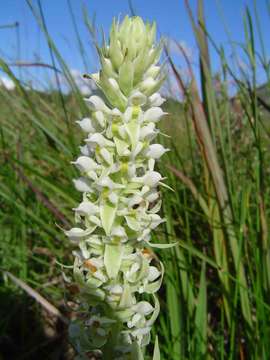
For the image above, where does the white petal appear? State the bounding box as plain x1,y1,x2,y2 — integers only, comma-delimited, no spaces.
139,123,156,140
148,158,155,171
65,227,92,240
85,95,110,113
131,326,151,337
93,270,107,282
132,301,154,315
148,92,166,107
138,228,151,241
128,163,136,178
140,77,156,92
128,194,142,208
86,133,115,147
90,257,104,268
142,171,162,187
73,177,92,192
128,91,147,106
100,148,112,164
79,144,91,156
132,142,143,158
145,191,159,203
148,266,161,282
123,107,133,123
97,176,124,190
94,110,106,127
106,284,123,295
88,215,101,226
111,226,127,238
76,118,96,133
127,313,142,328
111,108,122,116
73,201,99,215
145,144,169,159
126,262,140,279
143,107,166,123
108,192,119,204
118,125,127,138
72,156,100,172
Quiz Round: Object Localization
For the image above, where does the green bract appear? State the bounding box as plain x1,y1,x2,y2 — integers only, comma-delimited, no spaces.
66,15,168,359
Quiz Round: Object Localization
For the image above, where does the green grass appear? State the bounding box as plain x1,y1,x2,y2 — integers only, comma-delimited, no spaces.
1,1,270,359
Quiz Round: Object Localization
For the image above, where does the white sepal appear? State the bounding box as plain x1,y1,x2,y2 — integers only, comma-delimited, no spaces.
73,201,99,216
143,107,166,123
73,177,92,192
85,95,111,113
145,144,169,159
72,156,100,172
76,118,96,133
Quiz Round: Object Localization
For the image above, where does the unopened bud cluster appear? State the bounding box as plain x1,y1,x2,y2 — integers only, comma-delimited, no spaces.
66,16,168,359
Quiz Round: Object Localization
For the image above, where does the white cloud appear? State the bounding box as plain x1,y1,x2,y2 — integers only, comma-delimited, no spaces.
0,76,15,91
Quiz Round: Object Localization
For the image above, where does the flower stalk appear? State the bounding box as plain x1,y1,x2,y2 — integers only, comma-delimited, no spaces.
66,16,168,359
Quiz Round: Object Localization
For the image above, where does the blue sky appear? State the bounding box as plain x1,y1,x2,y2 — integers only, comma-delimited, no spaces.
0,0,269,90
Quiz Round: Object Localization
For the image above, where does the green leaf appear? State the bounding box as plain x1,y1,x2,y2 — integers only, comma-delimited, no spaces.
119,283,134,308
153,336,160,360
125,118,140,150
100,201,117,235
194,261,207,356
119,60,134,96
104,243,123,279
147,242,178,249
114,137,130,156
131,341,144,360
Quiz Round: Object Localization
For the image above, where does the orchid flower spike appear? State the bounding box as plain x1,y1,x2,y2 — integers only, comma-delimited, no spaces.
65,15,169,360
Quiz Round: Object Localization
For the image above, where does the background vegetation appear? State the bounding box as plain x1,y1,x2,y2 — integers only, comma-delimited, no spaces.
1,1,270,359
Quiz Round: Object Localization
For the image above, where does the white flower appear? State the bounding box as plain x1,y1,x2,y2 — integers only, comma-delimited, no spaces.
85,95,111,113
128,91,147,106
132,301,154,315
99,148,113,164
131,326,151,337
73,201,99,216
105,284,123,295
96,176,124,190
148,92,166,107
145,144,169,159
140,77,157,92
65,227,92,241
111,226,127,238
142,171,162,187
73,177,92,192
79,144,92,156
94,110,106,127
76,118,96,133
108,192,119,204
143,107,166,123
139,123,157,141
148,266,161,282
86,133,115,148
72,156,100,172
